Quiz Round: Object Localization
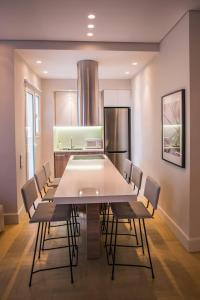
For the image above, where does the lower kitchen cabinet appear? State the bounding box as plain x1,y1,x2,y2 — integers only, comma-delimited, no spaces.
54,151,103,177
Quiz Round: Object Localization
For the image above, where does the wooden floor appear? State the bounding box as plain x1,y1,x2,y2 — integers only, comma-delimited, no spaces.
0,211,200,300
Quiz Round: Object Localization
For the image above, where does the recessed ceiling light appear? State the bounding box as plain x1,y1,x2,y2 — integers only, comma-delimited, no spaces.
87,32,93,37
88,14,95,19
36,60,42,64
88,24,95,29
125,71,130,75
131,62,138,66
43,70,48,74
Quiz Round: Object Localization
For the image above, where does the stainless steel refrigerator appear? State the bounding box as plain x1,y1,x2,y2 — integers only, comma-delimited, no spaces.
104,107,131,174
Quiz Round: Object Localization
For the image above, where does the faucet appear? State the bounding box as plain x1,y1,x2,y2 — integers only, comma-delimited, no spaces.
70,137,73,149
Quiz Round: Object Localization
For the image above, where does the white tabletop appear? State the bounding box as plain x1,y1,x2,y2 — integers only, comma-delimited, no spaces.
54,154,136,204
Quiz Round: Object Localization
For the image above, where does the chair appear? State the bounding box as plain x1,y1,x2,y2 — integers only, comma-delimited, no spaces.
102,158,133,229
123,158,132,183
108,176,160,280
131,164,143,196
21,178,78,286
43,161,60,188
34,168,56,201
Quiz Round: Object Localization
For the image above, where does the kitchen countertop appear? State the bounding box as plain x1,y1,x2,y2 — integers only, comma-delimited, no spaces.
54,148,104,153
54,154,136,204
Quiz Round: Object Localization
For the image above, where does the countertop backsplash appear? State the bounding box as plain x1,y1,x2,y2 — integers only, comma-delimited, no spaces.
54,126,103,151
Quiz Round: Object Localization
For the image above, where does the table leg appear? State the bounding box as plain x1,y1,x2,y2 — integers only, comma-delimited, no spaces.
86,203,101,259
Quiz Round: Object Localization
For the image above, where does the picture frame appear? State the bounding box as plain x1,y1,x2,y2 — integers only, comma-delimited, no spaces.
161,89,185,168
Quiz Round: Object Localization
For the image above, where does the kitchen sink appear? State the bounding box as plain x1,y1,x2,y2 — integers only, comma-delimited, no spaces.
72,154,105,160
61,147,83,150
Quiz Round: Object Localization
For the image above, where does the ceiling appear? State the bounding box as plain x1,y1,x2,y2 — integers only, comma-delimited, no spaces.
17,49,157,79
1,0,200,42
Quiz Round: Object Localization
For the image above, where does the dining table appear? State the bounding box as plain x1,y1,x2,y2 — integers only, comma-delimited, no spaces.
53,154,137,259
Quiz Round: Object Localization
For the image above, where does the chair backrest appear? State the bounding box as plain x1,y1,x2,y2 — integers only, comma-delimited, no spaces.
131,164,143,195
21,178,38,217
34,168,47,193
123,159,132,183
144,176,160,210
43,161,51,181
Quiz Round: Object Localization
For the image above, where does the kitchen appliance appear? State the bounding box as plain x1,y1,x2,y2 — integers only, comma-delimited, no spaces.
85,138,103,149
104,107,131,174
77,60,100,126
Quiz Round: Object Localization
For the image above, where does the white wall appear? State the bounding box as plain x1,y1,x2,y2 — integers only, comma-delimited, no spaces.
131,13,193,249
41,79,131,172
189,11,200,243
14,53,42,217
0,45,17,223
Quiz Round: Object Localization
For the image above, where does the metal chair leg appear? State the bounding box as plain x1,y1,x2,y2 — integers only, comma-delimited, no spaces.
111,218,118,280
139,219,144,254
133,219,139,245
29,223,41,287
42,222,47,250
67,220,74,284
109,216,114,255
104,204,110,247
142,219,155,279
38,222,44,259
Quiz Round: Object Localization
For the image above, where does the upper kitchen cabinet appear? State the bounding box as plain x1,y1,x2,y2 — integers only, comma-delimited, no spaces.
55,91,78,126
103,90,131,107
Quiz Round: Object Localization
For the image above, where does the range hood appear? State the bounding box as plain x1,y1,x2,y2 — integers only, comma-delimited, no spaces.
77,60,100,126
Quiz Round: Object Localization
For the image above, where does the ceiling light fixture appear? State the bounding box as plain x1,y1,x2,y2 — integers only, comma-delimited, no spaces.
43,70,48,74
131,62,138,66
36,60,42,64
88,14,95,19
125,71,130,75
88,24,95,29
87,32,93,37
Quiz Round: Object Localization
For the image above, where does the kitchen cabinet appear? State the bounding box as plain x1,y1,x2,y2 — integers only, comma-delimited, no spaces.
55,91,78,126
54,151,104,177
103,90,131,107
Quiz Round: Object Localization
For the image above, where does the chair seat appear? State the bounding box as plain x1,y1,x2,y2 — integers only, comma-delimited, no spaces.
42,188,56,201
130,201,152,219
111,202,136,219
53,177,61,185
30,203,72,223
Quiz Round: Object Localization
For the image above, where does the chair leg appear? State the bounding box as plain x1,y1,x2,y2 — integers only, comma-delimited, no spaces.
133,219,139,245
67,220,74,284
139,219,144,255
29,223,41,287
69,218,75,257
128,218,132,230
42,222,47,250
109,216,114,255
111,218,118,280
142,219,155,279
104,204,110,247
38,222,44,259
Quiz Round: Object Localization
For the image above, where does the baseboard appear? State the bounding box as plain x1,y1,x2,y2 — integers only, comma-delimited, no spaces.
4,204,25,225
158,205,200,252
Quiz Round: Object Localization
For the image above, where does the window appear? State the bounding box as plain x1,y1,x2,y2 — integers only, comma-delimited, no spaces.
25,88,41,179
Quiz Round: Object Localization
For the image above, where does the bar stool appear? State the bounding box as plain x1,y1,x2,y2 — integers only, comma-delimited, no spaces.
108,176,160,280
104,163,143,247
101,158,133,233
34,168,56,201
43,161,60,188
21,178,78,286
123,158,132,183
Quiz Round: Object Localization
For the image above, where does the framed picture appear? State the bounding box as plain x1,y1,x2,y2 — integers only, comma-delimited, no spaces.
161,89,185,168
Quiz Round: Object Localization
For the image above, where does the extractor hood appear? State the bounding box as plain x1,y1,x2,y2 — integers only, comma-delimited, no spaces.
77,60,100,126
